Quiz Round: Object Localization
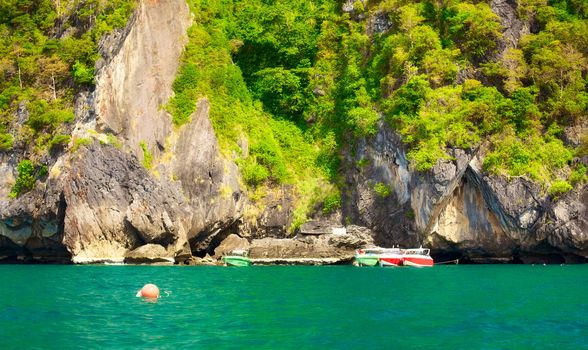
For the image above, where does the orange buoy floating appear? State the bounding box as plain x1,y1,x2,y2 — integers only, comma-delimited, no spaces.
136,284,160,299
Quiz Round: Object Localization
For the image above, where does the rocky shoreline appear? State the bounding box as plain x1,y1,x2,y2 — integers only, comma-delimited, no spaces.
2,220,586,265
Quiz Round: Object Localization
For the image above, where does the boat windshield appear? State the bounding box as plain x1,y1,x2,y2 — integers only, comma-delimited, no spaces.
357,247,401,255
402,249,430,255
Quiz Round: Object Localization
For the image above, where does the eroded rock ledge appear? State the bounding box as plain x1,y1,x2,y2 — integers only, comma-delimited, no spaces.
210,226,375,265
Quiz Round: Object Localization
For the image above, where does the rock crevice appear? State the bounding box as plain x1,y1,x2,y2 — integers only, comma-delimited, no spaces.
345,122,588,262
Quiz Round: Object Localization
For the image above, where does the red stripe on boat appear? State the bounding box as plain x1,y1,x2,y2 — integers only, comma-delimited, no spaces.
402,256,434,267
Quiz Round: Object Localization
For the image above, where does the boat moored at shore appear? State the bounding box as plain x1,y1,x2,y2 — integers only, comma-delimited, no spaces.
354,248,382,266
354,246,434,267
222,250,251,267
378,248,403,267
401,248,434,267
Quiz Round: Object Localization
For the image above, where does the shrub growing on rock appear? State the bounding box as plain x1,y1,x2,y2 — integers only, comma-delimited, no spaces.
10,160,36,198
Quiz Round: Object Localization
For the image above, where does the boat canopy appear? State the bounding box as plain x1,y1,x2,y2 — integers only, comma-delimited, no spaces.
401,248,430,255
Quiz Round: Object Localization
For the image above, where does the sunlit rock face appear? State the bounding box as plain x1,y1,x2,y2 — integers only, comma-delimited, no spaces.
94,0,192,159
1,0,586,264
343,122,587,263
0,0,241,263
61,142,192,263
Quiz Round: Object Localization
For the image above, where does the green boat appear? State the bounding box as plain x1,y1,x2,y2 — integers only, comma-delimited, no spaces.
353,248,382,266
222,250,251,267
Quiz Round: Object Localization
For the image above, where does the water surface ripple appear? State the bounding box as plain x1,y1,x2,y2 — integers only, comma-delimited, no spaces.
1,265,587,349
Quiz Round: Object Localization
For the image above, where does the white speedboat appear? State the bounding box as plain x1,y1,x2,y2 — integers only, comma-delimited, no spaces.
378,247,403,267
401,248,434,267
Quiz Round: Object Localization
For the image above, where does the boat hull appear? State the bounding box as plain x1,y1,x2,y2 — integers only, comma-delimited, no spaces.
379,256,403,267
402,256,434,267
354,256,379,266
222,256,251,267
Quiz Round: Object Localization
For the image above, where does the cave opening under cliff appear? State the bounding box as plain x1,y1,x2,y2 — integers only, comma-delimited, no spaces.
189,220,241,258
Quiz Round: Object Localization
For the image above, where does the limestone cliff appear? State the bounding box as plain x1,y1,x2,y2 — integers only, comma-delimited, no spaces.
343,121,587,263
0,0,586,264
92,0,245,257
0,0,243,263
337,0,587,263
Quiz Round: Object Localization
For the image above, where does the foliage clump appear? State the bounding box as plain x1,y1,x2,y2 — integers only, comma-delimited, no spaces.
10,159,41,198
322,191,342,215
548,180,572,199
71,137,92,152
374,182,392,198
0,133,14,150
167,0,586,221
0,0,136,158
140,142,153,170
49,134,70,151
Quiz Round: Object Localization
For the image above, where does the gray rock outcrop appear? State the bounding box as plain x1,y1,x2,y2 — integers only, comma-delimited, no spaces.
343,122,474,248
62,142,192,263
299,220,341,236
94,0,191,159
0,0,242,263
125,243,175,264
491,0,530,55
343,121,588,263
214,234,250,258
172,99,244,256
93,0,245,257
248,226,374,262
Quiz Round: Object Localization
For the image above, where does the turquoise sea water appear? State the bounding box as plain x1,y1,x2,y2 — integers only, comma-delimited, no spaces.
1,265,587,349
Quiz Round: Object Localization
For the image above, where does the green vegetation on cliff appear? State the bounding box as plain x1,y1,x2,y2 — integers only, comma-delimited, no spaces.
10,159,47,198
2,0,585,205
371,0,586,191
169,0,341,229
1,0,136,198
0,0,136,157
170,0,586,205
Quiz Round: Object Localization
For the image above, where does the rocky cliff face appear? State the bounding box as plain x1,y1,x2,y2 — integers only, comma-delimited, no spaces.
343,122,587,263
0,0,244,263
61,142,192,263
94,0,190,157
171,98,244,256
93,0,245,257
336,0,587,264
0,0,586,264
